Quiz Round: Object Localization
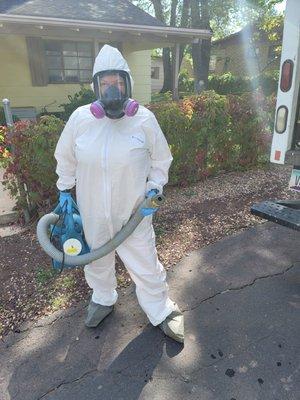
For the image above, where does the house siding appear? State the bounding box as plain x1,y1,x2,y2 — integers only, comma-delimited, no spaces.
151,56,194,93
124,46,151,105
0,34,152,114
211,38,281,77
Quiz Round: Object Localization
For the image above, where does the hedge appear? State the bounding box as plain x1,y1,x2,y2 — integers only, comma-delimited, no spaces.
148,90,275,186
0,90,275,218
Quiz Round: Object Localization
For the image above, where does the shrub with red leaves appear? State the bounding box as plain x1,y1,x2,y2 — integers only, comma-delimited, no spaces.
148,90,273,186
1,116,65,219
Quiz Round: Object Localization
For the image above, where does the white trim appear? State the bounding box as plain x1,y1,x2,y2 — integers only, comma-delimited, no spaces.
172,43,180,100
0,14,211,40
270,0,300,164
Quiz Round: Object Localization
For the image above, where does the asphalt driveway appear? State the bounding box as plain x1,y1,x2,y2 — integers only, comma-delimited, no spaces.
0,222,299,400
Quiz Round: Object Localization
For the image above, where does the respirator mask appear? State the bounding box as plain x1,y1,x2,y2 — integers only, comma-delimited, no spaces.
90,70,139,119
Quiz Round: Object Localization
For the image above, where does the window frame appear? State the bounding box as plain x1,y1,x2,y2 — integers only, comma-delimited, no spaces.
44,39,94,84
151,66,160,80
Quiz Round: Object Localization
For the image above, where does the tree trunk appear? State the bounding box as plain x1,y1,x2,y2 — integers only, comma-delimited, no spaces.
150,0,164,21
179,0,190,68
160,0,179,93
150,0,173,93
161,48,172,92
190,0,211,93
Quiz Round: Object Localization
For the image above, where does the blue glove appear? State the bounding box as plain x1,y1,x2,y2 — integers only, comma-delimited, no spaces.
59,191,73,213
146,189,159,198
141,189,159,217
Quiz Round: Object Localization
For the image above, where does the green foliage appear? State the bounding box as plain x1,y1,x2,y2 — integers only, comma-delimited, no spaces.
148,90,274,186
208,71,279,96
252,70,279,96
208,73,252,94
59,85,95,121
133,0,283,40
256,13,283,44
178,69,194,94
149,100,196,184
0,89,275,214
35,267,58,287
0,116,65,215
150,91,173,103
0,125,10,168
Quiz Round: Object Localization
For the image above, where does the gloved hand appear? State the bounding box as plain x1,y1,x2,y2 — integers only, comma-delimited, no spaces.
146,189,159,198
59,191,73,213
141,189,159,217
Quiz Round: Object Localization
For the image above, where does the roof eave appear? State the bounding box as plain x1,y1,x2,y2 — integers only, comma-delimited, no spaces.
0,13,212,40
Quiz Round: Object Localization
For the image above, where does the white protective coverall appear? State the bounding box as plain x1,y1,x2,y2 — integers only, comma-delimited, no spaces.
54,45,176,326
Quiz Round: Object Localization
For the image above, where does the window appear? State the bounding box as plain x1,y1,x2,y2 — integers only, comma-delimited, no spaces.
223,57,231,72
44,40,93,83
151,67,160,79
209,55,217,72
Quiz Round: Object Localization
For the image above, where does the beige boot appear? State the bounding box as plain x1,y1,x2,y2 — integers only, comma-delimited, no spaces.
85,300,114,328
159,304,184,343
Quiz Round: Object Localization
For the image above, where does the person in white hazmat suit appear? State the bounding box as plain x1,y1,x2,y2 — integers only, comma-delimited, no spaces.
54,45,184,343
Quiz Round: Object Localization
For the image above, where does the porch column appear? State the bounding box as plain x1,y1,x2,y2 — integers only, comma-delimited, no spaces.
172,42,180,101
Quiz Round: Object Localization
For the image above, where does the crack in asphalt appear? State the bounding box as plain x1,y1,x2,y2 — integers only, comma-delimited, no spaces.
4,263,297,350
20,306,86,332
36,368,98,399
2,307,86,349
183,263,296,312
36,333,275,398
36,327,109,399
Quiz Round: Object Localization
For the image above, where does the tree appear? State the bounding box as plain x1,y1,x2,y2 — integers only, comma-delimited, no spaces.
131,0,285,93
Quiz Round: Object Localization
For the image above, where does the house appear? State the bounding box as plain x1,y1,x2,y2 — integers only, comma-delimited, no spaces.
151,54,194,93
210,23,282,77
0,0,211,118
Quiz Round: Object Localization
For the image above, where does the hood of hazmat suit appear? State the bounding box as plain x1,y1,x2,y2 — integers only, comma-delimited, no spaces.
54,44,176,326
92,44,134,87
91,45,137,119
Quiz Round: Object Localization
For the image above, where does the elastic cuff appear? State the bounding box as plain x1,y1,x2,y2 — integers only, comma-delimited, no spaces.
149,299,178,326
92,290,118,307
146,181,163,195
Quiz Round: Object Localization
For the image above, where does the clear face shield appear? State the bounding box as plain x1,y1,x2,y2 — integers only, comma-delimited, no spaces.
92,70,132,119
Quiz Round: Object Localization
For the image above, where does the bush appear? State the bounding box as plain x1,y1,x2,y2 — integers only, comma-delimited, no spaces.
0,90,275,216
208,73,252,94
59,85,95,121
208,71,279,96
0,125,11,168
151,91,173,103
149,100,195,184
178,69,194,94
149,90,274,186
252,70,279,96
0,116,65,216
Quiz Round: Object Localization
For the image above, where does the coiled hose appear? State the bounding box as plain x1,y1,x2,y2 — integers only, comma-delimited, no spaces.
37,193,165,267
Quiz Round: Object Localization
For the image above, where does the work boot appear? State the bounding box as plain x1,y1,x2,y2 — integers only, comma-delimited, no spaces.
85,300,114,328
159,304,184,343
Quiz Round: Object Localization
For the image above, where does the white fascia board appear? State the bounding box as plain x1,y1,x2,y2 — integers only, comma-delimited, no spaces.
0,14,212,40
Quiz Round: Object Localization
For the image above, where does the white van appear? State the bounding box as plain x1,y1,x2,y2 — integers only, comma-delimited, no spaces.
270,0,300,190
251,0,300,230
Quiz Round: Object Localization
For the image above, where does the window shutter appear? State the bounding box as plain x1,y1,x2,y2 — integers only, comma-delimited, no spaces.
26,37,48,86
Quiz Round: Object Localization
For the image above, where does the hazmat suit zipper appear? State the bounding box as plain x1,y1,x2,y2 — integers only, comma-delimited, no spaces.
103,130,114,238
